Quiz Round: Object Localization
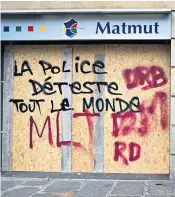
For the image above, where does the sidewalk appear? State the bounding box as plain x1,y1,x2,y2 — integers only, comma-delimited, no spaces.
1,174,175,197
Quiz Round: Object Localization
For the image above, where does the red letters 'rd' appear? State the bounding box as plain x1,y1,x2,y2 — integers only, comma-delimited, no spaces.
114,141,141,165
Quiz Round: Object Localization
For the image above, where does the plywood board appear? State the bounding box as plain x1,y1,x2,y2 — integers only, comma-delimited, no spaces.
11,45,63,171
104,44,170,173
72,45,104,172
10,44,170,173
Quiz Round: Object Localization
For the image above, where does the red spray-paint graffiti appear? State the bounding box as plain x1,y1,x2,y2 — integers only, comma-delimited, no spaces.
29,62,169,167
29,115,53,149
73,109,100,163
129,142,141,162
111,91,168,138
114,141,141,165
114,141,128,165
29,110,100,151
123,66,168,90
55,111,83,148
29,111,83,149
29,91,168,166
147,91,168,129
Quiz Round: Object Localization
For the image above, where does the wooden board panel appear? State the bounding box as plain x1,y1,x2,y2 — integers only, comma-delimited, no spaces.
71,45,104,172
104,44,170,173
10,44,170,173
10,45,63,172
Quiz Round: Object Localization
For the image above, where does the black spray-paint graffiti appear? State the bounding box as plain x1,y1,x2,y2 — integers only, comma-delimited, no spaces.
82,97,141,113
9,99,45,114
14,57,107,76
12,58,142,114
29,78,123,96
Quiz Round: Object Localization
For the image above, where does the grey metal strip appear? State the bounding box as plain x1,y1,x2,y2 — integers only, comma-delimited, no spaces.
170,125,175,179
61,48,72,172
2,49,14,171
0,46,2,171
170,154,175,180
1,8,171,14
94,54,105,172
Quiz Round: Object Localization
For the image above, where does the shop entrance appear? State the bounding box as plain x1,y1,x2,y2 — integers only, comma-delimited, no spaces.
7,44,170,173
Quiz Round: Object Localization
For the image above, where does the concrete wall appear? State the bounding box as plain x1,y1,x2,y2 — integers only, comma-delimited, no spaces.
1,1,175,10
171,13,175,179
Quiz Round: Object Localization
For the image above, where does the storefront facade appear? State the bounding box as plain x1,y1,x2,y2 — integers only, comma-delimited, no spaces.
1,3,175,179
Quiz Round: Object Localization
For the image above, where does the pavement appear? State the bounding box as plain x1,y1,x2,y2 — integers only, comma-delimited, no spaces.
1,173,175,197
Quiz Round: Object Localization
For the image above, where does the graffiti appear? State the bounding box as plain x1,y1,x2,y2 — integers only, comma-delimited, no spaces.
9,99,45,114
13,59,145,113
82,96,141,113
39,60,69,75
12,56,169,168
29,79,123,96
29,113,53,149
51,99,73,112
123,66,168,90
30,110,99,151
11,96,141,114
29,89,167,165
147,91,168,129
15,57,107,76
114,141,141,165
111,91,168,165
10,98,74,113
14,60,33,76
111,91,168,137
29,111,83,149
73,110,100,161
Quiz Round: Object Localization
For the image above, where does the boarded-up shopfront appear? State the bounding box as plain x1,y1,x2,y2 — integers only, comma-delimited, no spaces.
1,11,171,174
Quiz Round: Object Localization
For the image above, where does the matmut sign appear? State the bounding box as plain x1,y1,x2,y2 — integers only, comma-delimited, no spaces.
1,13,171,40
96,22,159,35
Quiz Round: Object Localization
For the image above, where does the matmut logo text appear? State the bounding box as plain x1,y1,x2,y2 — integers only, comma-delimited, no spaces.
96,22,159,34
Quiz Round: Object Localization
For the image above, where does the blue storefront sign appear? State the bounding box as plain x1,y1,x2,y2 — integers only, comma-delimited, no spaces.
1,13,171,41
